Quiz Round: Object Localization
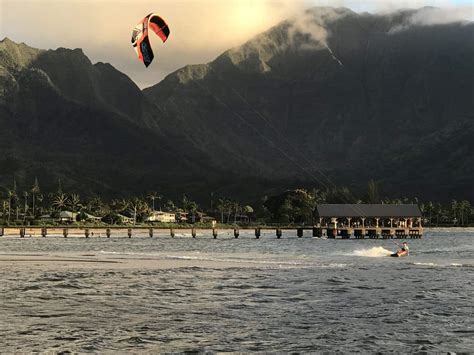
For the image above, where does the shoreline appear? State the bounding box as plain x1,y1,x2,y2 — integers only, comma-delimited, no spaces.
0,253,275,270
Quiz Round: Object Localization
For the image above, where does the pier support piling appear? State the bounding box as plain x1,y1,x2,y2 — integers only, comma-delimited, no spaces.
234,228,239,238
106,228,111,238
297,228,303,238
276,228,282,239
41,227,47,238
255,228,261,239
63,228,68,238
0,227,3,236
20,227,25,238
192,228,196,238
149,228,153,238
85,228,90,238
127,228,132,238
213,228,218,239
170,228,175,238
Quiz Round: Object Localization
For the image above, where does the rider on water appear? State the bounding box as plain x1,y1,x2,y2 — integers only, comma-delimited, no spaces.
400,242,409,255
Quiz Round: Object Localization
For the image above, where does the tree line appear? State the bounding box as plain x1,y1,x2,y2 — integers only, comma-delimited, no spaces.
0,178,472,226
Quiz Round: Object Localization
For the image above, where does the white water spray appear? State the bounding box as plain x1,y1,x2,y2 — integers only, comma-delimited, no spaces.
353,247,392,257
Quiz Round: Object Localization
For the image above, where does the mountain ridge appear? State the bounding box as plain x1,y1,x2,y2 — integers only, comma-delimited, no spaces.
144,7,474,200
1,6,473,201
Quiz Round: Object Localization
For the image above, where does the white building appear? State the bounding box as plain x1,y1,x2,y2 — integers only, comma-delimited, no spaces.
146,211,176,223
59,211,76,223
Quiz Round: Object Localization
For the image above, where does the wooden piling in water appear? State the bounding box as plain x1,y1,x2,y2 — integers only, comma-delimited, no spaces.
192,228,196,238
106,228,111,238
170,228,175,238
234,228,239,238
63,228,68,238
85,228,90,238
0,227,3,236
255,228,261,239
127,228,132,238
213,228,217,239
276,228,282,239
20,227,25,238
41,227,47,238
149,228,153,238
297,228,303,238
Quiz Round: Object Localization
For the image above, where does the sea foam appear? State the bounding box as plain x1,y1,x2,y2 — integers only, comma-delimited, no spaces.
352,247,393,257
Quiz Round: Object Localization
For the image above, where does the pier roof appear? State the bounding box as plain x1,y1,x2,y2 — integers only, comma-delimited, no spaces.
315,204,422,218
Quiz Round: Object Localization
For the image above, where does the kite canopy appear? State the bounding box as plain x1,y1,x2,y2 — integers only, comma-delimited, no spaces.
131,13,170,67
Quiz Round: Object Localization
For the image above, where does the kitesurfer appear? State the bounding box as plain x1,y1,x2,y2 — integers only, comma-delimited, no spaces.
401,241,409,254
391,241,409,257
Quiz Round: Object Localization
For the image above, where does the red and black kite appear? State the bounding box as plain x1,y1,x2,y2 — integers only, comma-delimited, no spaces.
131,13,170,67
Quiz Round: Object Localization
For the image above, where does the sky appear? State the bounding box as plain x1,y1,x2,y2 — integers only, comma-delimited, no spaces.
0,0,472,88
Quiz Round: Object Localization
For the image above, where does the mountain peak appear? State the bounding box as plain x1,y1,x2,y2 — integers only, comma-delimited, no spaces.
0,37,43,69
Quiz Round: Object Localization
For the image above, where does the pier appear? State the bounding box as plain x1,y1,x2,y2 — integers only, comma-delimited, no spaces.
0,204,423,239
313,204,423,239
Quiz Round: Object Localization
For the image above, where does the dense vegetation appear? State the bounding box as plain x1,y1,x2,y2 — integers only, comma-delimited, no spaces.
1,178,472,227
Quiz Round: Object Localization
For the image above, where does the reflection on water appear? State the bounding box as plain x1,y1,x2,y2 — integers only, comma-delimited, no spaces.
0,231,473,352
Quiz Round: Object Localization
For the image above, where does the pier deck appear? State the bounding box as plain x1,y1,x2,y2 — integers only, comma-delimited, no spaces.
0,226,422,239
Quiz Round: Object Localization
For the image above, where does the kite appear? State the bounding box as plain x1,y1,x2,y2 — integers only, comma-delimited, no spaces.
131,13,170,67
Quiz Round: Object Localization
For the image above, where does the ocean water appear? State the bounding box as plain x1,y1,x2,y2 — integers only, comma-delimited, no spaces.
0,230,473,352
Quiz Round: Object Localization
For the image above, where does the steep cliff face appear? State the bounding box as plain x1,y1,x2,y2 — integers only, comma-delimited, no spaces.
0,38,214,196
144,7,474,199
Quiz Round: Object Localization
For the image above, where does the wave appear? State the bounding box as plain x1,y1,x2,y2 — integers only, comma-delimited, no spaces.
164,255,350,268
352,247,393,257
164,254,316,267
414,262,437,267
413,262,473,268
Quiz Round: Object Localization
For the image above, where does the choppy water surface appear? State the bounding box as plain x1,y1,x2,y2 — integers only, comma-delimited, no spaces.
0,230,473,352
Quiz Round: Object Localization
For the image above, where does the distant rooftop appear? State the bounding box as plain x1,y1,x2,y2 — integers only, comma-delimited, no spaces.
315,204,422,218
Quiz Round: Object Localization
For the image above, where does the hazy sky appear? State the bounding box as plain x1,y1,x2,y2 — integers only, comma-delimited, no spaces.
1,0,472,88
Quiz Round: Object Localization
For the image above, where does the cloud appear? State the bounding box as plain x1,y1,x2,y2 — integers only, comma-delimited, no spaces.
0,0,306,87
287,7,352,49
0,0,471,87
389,5,472,32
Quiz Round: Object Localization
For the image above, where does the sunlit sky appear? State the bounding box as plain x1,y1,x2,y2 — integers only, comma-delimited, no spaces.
1,0,472,88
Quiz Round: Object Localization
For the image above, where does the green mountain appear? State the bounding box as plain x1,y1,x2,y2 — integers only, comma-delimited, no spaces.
0,38,218,198
1,7,473,201
144,7,474,201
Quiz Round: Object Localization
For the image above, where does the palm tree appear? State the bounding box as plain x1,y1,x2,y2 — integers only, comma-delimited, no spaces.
147,192,158,211
434,203,442,226
36,194,44,216
23,191,29,222
451,200,459,225
425,201,434,226
111,199,128,214
233,201,242,224
367,180,380,203
181,194,198,223
6,189,15,224
128,198,148,225
2,200,8,224
460,200,471,226
157,194,163,211
69,193,81,219
31,177,40,217
86,196,105,216
52,192,68,212
216,197,227,223
243,205,254,223
165,199,176,212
